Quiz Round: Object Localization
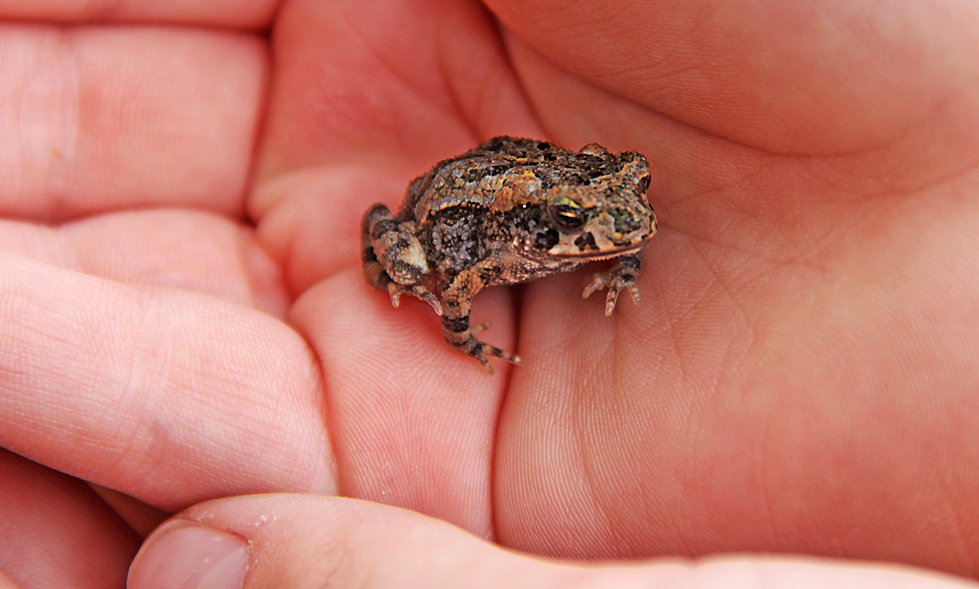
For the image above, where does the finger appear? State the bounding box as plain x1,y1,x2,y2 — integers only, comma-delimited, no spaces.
0,0,276,27
0,209,288,317
287,272,514,537
0,449,139,589
0,25,266,220
486,0,979,158
88,484,169,539
128,493,979,589
0,251,335,511
254,165,408,294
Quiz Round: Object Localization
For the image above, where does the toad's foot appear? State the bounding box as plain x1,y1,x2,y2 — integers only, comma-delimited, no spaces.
464,333,523,375
582,253,642,316
443,319,522,375
388,282,442,315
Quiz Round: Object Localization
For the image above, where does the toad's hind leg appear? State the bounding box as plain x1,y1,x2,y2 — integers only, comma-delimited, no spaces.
361,203,441,314
441,261,522,374
441,313,522,374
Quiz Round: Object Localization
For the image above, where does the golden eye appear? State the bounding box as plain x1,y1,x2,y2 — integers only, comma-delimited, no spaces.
549,195,586,229
637,174,650,195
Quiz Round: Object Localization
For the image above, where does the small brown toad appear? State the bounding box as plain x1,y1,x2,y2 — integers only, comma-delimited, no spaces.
361,136,657,373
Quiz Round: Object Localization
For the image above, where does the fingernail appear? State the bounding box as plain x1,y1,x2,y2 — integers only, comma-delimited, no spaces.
128,520,249,589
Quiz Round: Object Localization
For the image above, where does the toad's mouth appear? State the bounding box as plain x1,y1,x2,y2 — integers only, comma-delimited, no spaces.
547,239,649,259
546,217,657,258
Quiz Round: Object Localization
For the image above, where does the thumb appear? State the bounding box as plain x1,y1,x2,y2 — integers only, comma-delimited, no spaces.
127,493,975,589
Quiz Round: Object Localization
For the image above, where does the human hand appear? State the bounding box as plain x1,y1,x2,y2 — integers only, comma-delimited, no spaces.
1,0,977,586
125,494,977,589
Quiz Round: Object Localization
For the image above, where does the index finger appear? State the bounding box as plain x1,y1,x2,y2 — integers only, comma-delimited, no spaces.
0,24,267,221
0,0,276,28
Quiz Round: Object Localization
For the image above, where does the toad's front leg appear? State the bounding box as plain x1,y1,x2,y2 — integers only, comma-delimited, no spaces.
582,252,643,315
441,261,522,374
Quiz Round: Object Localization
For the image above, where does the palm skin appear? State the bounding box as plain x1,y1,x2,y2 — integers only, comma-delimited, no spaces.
1,0,978,586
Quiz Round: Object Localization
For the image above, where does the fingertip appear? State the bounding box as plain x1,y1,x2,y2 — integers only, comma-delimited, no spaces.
128,521,249,589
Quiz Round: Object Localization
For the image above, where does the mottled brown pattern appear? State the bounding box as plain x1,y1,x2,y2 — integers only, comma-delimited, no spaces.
361,136,657,373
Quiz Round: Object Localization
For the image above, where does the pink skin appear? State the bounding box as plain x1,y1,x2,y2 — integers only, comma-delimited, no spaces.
1,0,978,587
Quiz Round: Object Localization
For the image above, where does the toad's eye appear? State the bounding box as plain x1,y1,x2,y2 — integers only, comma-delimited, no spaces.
637,174,650,195
549,196,586,229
